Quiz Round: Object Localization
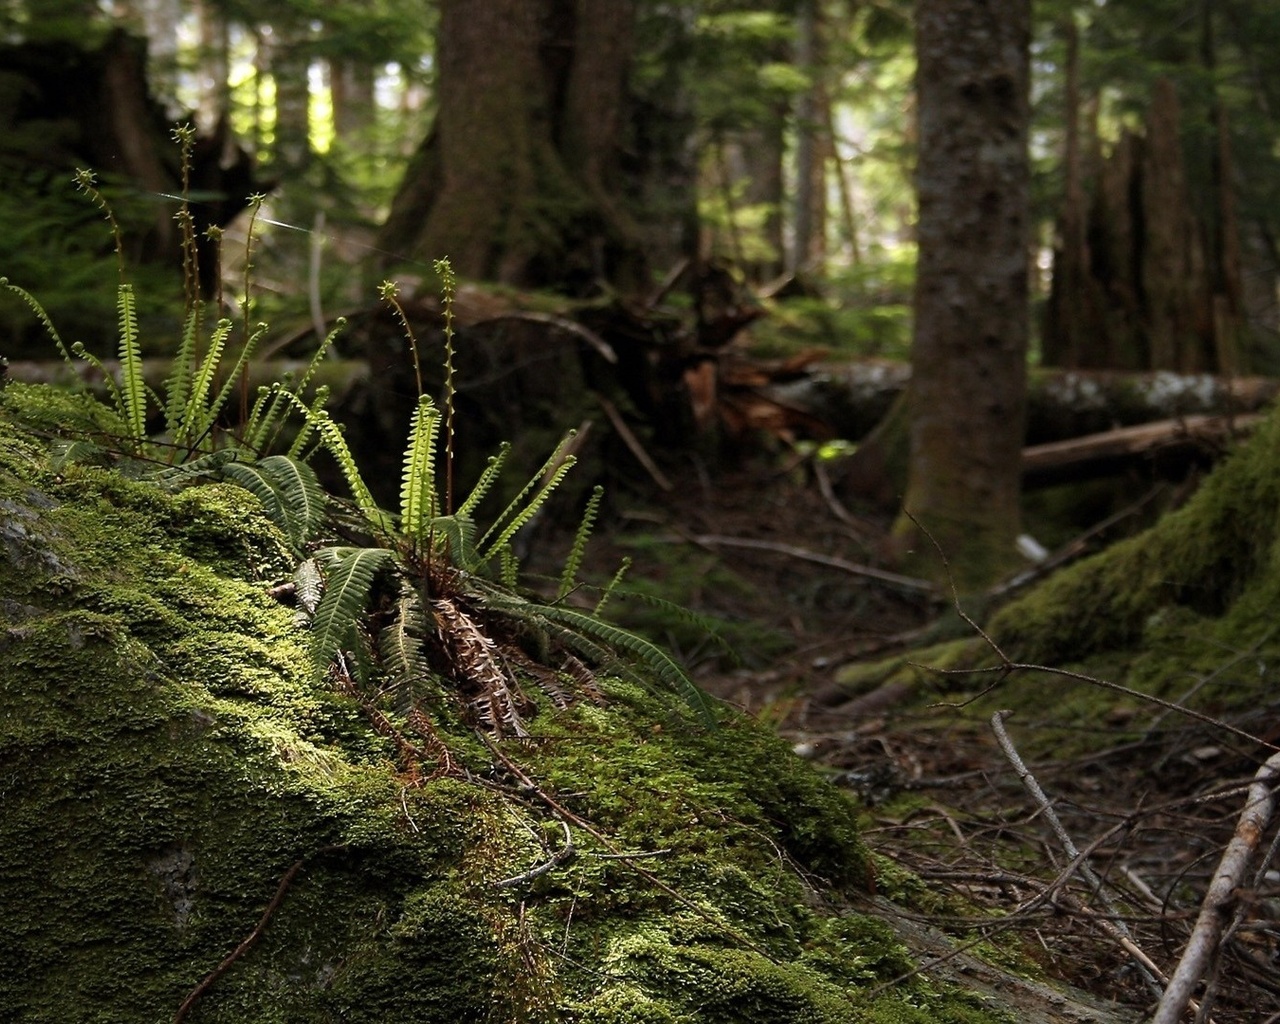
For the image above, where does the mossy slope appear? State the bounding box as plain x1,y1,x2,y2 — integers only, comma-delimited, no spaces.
0,407,1009,1023
837,407,1280,750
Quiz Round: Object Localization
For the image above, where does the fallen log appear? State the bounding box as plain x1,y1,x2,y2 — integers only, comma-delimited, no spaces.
1021,412,1263,488
755,361,1280,444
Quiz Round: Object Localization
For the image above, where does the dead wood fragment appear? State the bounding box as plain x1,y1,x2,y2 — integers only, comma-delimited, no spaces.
1150,750,1280,1024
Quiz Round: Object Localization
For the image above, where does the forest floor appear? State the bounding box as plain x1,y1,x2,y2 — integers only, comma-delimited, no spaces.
548,454,1279,1024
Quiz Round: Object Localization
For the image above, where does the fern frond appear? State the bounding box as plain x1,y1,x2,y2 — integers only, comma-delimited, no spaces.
594,557,632,616
284,386,330,459
558,484,603,599
116,283,146,442
478,454,577,564
164,307,201,437
432,595,528,738
400,394,441,545
293,558,323,618
146,447,239,487
186,322,268,453
379,590,434,715
177,317,233,445
70,342,123,414
278,392,389,532
223,454,326,549
49,439,110,472
491,599,718,728
499,544,520,589
2,278,75,365
456,442,511,518
309,546,394,672
476,433,576,556
243,378,291,454
424,514,476,566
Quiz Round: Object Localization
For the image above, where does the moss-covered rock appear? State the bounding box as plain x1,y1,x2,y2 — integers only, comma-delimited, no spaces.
0,396,1017,1022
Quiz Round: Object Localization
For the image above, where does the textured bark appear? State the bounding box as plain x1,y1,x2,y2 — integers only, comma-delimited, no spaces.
896,0,1031,591
1044,76,1246,374
377,0,652,293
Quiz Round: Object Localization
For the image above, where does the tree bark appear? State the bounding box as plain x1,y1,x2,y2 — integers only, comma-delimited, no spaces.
376,0,654,294
896,0,1031,591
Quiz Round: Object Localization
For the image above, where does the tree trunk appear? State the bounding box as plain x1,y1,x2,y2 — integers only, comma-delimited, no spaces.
376,0,654,294
270,19,312,173
896,0,1031,591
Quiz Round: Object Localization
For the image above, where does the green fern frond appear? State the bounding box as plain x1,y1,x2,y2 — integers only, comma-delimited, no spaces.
146,448,239,487
559,484,603,599
49,439,110,472
284,386,330,459
499,544,520,589
278,392,389,531
178,318,234,445
223,454,326,549
424,514,476,566
379,590,435,714
456,442,511,518
164,307,201,436
487,598,718,727
1,279,75,366
116,283,146,442
187,322,268,452
68,342,124,414
594,557,632,615
400,394,441,545
477,433,576,557
241,385,275,452
309,546,394,672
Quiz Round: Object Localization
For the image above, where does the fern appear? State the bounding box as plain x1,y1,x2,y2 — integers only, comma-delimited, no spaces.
379,589,434,714
177,318,233,446
185,322,268,453
456,442,511,519
559,485,603,599
485,596,718,728
0,278,76,366
284,386,330,459
147,448,239,487
278,392,389,531
116,283,146,442
594,557,632,616
223,454,326,549
400,394,441,547
309,547,395,671
164,306,202,438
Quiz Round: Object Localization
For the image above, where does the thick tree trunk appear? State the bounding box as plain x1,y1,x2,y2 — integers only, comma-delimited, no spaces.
896,0,1031,591
376,0,650,294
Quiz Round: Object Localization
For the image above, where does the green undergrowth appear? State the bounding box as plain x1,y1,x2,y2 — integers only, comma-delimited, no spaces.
0,410,1015,1022
835,407,1280,755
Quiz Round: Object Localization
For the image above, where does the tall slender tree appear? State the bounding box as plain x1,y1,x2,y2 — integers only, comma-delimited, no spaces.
894,0,1032,590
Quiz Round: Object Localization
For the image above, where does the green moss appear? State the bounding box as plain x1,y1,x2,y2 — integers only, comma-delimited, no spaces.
0,391,1020,1022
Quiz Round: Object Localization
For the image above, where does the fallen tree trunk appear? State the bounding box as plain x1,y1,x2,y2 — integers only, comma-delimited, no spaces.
754,361,1280,443
1021,412,1263,487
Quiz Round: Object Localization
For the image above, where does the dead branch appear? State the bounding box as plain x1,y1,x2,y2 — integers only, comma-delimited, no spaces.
1150,750,1280,1024
991,710,1165,1000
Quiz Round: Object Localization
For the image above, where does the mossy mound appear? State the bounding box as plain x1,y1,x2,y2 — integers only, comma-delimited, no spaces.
0,402,1011,1022
836,407,1280,753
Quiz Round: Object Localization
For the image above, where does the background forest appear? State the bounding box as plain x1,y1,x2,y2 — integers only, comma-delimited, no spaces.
4,1,1280,1021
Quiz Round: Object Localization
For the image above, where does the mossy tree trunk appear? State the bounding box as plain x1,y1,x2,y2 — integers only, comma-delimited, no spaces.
893,0,1032,592
376,0,651,294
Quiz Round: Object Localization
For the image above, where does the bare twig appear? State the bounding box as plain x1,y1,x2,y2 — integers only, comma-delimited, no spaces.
494,815,576,888
1150,750,1280,1024
174,845,346,1023
688,534,938,595
991,710,1165,1000
594,393,674,491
